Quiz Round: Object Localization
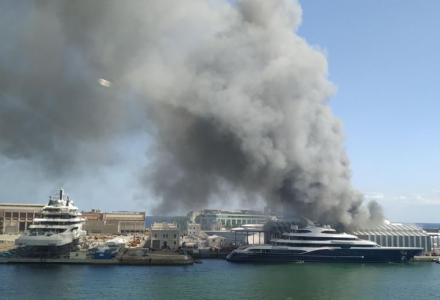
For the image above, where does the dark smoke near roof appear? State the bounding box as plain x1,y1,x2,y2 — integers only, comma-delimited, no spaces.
0,0,383,228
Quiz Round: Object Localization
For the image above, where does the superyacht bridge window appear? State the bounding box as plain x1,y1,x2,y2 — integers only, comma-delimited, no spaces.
273,242,376,248
286,236,358,241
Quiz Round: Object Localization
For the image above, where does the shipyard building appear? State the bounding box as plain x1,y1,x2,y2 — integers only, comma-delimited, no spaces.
148,222,180,250
188,209,271,230
353,222,432,254
83,210,146,235
0,203,45,234
187,223,201,237
145,216,189,233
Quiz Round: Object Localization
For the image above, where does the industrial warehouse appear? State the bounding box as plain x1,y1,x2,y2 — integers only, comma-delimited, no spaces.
82,210,146,235
0,203,45,234
353,222,433,254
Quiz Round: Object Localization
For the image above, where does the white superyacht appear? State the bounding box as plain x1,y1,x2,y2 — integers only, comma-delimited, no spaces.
15,189,86,257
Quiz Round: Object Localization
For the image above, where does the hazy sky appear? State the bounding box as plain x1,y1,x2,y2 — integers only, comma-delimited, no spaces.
0,1,439,223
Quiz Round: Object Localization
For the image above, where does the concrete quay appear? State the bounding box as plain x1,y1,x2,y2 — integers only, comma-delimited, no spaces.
0,253,194,266
414,256,440,262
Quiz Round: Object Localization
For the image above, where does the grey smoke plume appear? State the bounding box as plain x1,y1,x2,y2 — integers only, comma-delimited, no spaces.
0,0,383,227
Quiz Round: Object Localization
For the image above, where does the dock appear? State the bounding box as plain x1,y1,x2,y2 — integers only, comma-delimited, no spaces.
0,255,194,266
414,256,439,262
0,252,194,266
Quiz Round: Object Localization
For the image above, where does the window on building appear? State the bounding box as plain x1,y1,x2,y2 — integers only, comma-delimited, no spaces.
19,222,26,231
154,234,157,238
174,234,177,238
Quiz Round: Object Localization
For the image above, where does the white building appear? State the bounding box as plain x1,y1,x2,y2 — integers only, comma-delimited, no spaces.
149,223,180,250
188,209,271,230
207,235,225,248
353,222,432,254
187,223,201,237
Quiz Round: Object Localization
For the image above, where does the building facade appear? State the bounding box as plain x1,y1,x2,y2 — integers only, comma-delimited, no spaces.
149,222,180,250
83,210,146,235
187,223,201,237
206,235,225,248
188,209,271,230
354,222,432,254
145,216,189,233
0,203,45,234
105,211,146,234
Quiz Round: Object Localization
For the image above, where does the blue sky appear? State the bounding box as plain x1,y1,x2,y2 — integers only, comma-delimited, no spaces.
298,0,440,222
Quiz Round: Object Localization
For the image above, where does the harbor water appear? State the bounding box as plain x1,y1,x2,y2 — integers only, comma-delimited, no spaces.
1,260,440,300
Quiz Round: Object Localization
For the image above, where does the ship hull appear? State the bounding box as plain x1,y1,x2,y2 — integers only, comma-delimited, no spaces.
226,247,423,263
15,233,74,247
13,239,80,258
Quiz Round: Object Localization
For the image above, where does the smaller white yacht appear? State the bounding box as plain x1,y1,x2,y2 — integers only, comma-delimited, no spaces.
15,189,86,257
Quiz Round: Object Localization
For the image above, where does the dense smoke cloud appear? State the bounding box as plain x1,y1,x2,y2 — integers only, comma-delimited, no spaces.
0,0,383,227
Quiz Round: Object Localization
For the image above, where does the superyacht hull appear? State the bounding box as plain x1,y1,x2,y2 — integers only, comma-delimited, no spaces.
14,239,80,258
15,233,74,247
226,247,423,263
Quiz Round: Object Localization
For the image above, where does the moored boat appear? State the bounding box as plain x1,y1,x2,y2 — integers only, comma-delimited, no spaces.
14,189,86,257
226,225,423,263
